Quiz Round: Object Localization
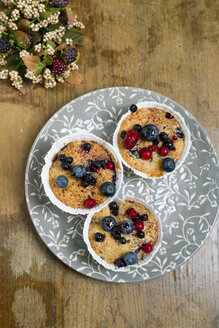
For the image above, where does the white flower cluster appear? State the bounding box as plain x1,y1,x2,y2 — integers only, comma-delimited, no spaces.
70,16,85,29
45,45,55,56
0,12,9,24
0,55,7,66
34,44,42,53
25,69,42,84
8,21,18,30
16,0,46,20
43,68,56,89
0,69,9,79
19,50,29,58
0,25,6,38
10,9,20,21
69,62,79,71
9,70,23,89
65,38,73,46
30,12,60,31
43,26,65,43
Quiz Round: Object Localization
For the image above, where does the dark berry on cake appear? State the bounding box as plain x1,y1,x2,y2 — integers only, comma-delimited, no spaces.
129,104,138,112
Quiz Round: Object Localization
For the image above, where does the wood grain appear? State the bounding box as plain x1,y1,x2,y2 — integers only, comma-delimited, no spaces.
0,0,218,327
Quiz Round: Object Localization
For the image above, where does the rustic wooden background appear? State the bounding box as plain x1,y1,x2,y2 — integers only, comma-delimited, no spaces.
0,0,218,327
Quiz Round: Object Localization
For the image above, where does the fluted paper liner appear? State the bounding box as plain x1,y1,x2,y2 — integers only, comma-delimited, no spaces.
113,101,191,180
41,133,123,215
83,196,163,272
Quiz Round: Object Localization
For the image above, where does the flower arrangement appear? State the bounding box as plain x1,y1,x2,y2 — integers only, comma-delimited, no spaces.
0,0,86,94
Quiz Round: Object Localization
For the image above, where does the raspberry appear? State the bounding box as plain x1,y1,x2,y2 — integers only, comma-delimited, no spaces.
51,57,67,74
142,243,153,253
52,0,69,7
85,198,96,209
65,47,78,63
0,36,12,53
123,129,139,149
134,221,144,231
106,162,114,170
140,148,152,160
159,147,169,157
128,208,138,219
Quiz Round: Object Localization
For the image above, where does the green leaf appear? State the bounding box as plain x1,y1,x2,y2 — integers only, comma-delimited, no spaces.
34,61,46,76
62,30,85,46
46,23,61,31
48,8,61,13
42,53,53,66
40,11,51,20
6,53,21,68
47,40,56,48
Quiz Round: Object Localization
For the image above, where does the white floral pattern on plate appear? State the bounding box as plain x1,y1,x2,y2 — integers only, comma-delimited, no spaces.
25,87,219,283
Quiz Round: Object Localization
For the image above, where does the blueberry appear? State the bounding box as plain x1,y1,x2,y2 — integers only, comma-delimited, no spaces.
137,231,145,238
56,175,68,188
57,154,66,161
112,232,121,240
94,161,102,169
66,156,73,163
176,132,184,138
94,232,105,242
141,214,148,221
87,160,94,167
101,182,116,197
112,225,121,233
81,180,89,188
124,252,138,265
100,160,107,167
119,237,126,244
109,201,118,212
133,124,142,132
159,132,168,142
60,159,70,170
130,104,138,112
115,258,126,268
71,165,87,179
82,143,91,151
120,131,126,139
83,173,94,183
162,157,176,172
101,216,117,231
141,124,159,141
112,174,116,185
163,140,174,150
120,220,134,234
153,138,159,146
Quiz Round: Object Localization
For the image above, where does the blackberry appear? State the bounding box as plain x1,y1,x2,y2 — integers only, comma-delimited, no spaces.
159,132,168,142
137,231,145,238
57,154,66,161
51,57,67,74
94,232,105,242
163,139,174,150
82,143,91,151
119,237,126,244
133,124,142,132
93,161,102,169
25,34,33,49
115,258,126,268
176,132,184,138
52,0,69,7
112,174,116,185
0,36,12,53
100,160,107,168
65,47,78,63
130,104,138,112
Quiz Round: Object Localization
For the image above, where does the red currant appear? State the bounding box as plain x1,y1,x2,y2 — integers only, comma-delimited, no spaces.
106,162,114,170
173,135,177,140
129,208,138,219
140,148,152,160
142,243,153,253
85,198,96,209
159,147,169,157
134,221,144,231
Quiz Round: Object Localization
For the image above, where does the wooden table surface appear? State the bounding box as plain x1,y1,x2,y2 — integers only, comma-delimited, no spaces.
0,0,219,327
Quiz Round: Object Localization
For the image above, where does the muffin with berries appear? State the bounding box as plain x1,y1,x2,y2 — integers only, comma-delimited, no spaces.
41,133,123,214
113,101,190,178
83,197,162,271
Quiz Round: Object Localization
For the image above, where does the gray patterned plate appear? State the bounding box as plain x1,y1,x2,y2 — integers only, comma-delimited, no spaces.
25,87,219,283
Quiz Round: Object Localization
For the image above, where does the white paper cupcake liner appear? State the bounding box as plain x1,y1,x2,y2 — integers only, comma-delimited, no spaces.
41,132,123,215
83,195,163,272
113,101,191,180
